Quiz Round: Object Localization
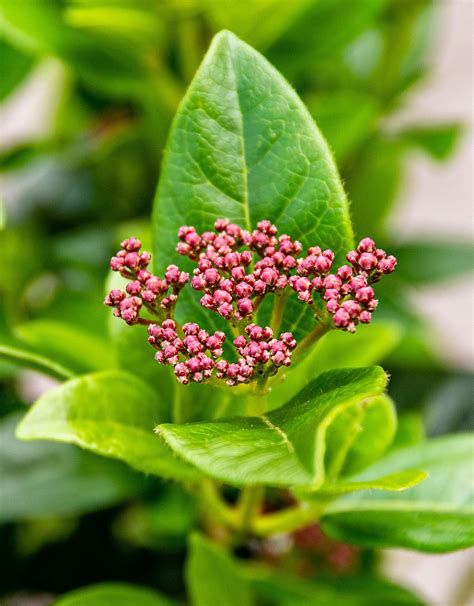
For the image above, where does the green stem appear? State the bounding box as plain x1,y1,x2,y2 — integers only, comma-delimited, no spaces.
237,485,265,535
198,480,238,532
270,290,289,334
252,500,328,537
294,322,330,361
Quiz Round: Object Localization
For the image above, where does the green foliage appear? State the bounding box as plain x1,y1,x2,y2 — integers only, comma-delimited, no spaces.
157,367,388,487
16,370,200,481
53,583,172,606
0,342,74,380
153,30,353,339
322,434,474,552
186,534,253,606
1,413,146,521
244,566,425,605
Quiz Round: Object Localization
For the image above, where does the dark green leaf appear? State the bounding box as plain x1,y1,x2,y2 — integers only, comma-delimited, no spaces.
268,0,389,78
306,91,379,163
186,533,253,606
0,37,34,100
400,123,462,160
1,413,146,522
153,30,353,340
17,370,200,481
53,583,172,606
390,240,474,285
157,367,387,487
322,434,474,552
244,565,425,606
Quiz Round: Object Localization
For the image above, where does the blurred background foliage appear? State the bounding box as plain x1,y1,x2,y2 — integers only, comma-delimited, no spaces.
0,0,472,603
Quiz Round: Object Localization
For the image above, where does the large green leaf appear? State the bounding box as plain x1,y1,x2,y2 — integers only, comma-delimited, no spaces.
53,583,172,606
1,413,146,522
400,123,462,161
321,434,474,552
0,37,34,100
152,30,353,340
268,323,400,410
157,367,387,487
186,534,253,606
16,370,200,481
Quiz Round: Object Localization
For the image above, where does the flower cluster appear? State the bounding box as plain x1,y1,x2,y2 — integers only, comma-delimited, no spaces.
178,219,301,322
146,319,294,386
289,237,397,332
104,237,189,324
104,220,397,386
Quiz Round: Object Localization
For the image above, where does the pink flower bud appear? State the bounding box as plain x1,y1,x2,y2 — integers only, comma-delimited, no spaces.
355,286,374,303
314,255,332,273
333,309,350,328
358,253,378,271
358,237,375,253
326,299,339,314
121,237,142,251
234,336,247,349
217,303,233,319
124,252,140,269
360,310,372,323
214,218,229,231
378,255,397,273
191,275,206,290
253,280,267,295
346,250,359,265
337,265,352,280
240,251,252,266
236,282,253,298
213,290,232,306
237,298,253,315
200,294,214,309
231,266,246,281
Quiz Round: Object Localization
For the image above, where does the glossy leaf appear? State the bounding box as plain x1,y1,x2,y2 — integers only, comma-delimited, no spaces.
307,470,426,498
1,413,147,522
17,370,200,481
322,434,474,552
323,395,397,478
15,320,114,374
53,583,172,606
186,533,253,606
268,323,400,410
153,30,353,340
157,367,387,487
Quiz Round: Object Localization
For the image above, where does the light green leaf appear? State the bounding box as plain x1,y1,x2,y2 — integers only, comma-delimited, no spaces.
16,370,200,481
153,30,353,340
0,342,74,380
15,320,114,374
322,434,474,552
157,367,387,487
53,583,172,606
307,470,427,498
186,533,253,606
1,413,146,522
324,395,397,478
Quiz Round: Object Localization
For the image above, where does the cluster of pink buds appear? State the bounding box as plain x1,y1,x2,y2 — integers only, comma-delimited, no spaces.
146,319,295,386
104,238,189,323
104,220,397,386
289,238,396,332
178,219,302,323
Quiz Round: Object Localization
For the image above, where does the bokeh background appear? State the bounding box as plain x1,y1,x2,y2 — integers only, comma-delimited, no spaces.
0,0,472,604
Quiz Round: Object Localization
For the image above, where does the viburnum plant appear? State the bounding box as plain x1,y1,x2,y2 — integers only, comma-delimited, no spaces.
14,31,473,605
105,226,396,387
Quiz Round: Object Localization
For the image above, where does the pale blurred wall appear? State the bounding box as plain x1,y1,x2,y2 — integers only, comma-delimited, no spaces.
390,0,473,372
